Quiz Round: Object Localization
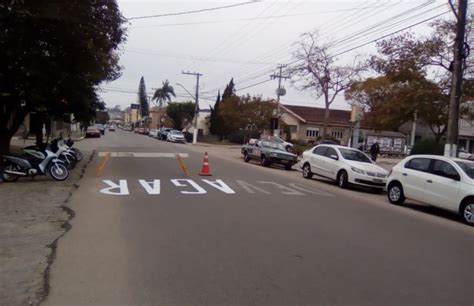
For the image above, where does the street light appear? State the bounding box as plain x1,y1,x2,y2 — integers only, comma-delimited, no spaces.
176,83,199,144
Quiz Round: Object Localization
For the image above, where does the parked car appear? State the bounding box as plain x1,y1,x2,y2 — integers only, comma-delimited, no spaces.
241,139,297,170
386,155,474,225
458,148,473,160
149,129,159,138
137,128,145,134
95,124,105,135
85,126,101,138
158,128,173,141
108,125,115,132
301,144,388,191
166,130,186,143
133,128,139,133
261,136,293,152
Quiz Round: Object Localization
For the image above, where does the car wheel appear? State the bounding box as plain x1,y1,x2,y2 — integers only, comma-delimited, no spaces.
302,163,313,179
244,152,250,162
284,164,292,171
460,199,474,226
387,182,405,205
260,156,270,167
337,170,348,188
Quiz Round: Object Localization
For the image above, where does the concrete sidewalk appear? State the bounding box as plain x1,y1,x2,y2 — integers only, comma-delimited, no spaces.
0,141,94,306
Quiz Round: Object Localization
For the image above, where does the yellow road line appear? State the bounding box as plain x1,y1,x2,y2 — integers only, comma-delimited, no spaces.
96,152,110,177
175,153,190,177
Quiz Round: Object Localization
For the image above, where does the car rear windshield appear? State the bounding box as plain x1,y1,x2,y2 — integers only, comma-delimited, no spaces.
455,161,474,179
339,148,372,163
261,141,285,151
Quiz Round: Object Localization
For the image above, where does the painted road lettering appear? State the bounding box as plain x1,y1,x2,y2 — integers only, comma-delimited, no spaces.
100,180,130,196
258,181,305,196
171,179,207,194
99,179,333,197
235,180,270,194
202,179,235,194
138,179,161,195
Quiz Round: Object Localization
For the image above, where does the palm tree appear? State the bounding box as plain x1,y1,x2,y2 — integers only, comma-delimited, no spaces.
152,80,176,108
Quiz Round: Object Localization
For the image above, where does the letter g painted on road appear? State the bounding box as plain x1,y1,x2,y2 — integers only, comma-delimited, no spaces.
170,179,207,194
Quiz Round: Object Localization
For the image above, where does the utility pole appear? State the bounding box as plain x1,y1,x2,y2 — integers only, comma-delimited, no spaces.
270,65,290,137
182,71,202,144
411,111,418,147
445,0,468,157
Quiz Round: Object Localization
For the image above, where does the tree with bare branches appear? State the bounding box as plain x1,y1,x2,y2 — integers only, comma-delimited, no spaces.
288,32,365,139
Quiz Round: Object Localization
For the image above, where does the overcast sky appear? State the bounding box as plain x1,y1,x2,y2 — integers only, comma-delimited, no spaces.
100,0,453,111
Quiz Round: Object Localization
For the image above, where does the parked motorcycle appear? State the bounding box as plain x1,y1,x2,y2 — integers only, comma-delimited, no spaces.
65,138,83,161
23,138,78,170
1,149,69,182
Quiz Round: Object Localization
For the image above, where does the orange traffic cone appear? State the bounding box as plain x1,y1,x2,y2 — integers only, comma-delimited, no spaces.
199,152,212,176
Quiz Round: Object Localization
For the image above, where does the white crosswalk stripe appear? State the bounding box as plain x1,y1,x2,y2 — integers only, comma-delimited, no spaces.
98,152,189,158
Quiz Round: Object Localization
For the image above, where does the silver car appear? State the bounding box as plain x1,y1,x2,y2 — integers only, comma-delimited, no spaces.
166,130,186,143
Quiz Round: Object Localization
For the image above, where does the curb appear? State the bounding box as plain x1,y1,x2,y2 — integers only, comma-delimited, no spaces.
73,136,86,142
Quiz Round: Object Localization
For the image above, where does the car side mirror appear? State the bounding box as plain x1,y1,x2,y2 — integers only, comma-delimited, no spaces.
330,155,338,160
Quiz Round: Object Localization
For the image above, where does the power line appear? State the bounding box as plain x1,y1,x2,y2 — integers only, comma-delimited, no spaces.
204,6,451,96
208,0,397,92
224,1,446,90
231,0,432,83
129,4,405,29
127,1,261,21
236,79,272,92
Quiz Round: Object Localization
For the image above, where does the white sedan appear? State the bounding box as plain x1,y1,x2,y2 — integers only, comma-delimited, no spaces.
301,144,389,191
386,155,474,225
458,149,473,160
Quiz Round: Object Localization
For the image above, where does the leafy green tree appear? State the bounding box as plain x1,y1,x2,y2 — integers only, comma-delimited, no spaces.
0,1,126,153
152,80,176,108
166,102,196,129
346,19,472,143
209,91,221,136
219,95,276,138
210,79,236,138
222,78,236,100
138,77,149,117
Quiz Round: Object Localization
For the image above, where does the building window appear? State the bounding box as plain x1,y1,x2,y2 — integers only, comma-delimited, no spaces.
306,128,319,138
331,130,343,139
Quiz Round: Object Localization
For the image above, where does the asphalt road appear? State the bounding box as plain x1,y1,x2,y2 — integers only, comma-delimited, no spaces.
45,129,473,306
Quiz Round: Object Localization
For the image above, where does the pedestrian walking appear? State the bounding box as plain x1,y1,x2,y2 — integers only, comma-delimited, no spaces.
370,142,380,162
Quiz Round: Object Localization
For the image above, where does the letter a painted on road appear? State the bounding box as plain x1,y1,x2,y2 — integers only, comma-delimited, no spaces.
100,180,129,196
201,179,235,194
139,179,161,195
170,179,207,194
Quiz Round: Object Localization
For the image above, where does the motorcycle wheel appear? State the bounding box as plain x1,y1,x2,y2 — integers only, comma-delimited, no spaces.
1,164,20,182
59,154,76,170
47,163,69,181
72,148,83,161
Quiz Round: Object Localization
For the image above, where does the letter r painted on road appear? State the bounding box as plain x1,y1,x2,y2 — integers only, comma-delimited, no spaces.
170,179,207,195
100,180,130,196
139,179,161,195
